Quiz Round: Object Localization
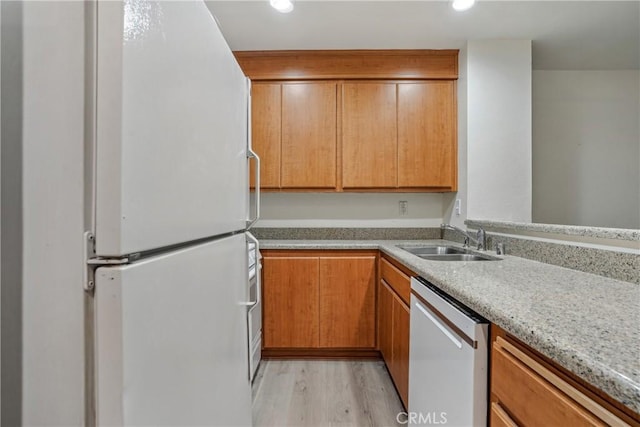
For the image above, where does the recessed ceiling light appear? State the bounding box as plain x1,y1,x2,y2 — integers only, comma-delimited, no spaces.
270,0,294,13
452,0,475,11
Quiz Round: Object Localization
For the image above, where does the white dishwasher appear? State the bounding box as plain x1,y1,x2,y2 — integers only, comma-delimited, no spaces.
408,277,489,427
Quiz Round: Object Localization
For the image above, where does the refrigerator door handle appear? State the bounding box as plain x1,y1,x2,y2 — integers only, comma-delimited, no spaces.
244,232,260,308
257,262,262,305
247,149,260,229
246,78,261,229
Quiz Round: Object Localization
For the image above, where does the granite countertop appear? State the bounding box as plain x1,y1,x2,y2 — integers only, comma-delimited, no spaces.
260,239,640,414
465,219,640,242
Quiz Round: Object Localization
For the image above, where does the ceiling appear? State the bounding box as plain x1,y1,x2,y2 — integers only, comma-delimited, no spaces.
206,0,640,70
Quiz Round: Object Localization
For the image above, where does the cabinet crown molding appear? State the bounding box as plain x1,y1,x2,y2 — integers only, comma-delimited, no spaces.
234,49,459,80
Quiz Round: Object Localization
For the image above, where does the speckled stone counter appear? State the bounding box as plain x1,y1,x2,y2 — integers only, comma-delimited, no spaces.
260,239,640,414
443,229,640,284
441,221,640,284
465,219,640,242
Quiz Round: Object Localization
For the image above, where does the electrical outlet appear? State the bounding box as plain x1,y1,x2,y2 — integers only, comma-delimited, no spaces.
399,200,409,216
455,199,461,216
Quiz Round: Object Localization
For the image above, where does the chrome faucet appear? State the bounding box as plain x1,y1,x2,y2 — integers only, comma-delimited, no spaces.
441,223,487,251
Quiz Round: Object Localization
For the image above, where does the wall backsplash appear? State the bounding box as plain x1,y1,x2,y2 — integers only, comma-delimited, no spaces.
254,192,447,228
252,227,441,241
460,221,640,284
485,234,639,284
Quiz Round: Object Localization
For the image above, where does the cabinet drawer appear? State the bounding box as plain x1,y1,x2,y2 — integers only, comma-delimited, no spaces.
380,258,410,305
492,337,605,427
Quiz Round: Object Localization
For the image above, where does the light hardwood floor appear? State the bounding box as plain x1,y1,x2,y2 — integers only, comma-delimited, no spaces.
252,360,405,427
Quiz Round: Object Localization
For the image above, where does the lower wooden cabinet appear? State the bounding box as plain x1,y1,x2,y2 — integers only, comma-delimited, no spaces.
378,280,394,363
319,257,376,348
262,256,320,348
262,250,377,352
492,338,603,426
491,326,638,427
378,256,413,409
390,291,410,408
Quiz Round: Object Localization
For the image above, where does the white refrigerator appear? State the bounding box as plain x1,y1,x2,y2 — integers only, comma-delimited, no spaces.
87,1,257,425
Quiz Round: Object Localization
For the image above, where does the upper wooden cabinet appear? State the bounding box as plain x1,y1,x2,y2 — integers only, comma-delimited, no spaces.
398,82,457,189
342,83,397,189
240,50,458,192
250,82,337,189
281,83,337,188
250,83,281,188
235,50,458,80
342,81,457,190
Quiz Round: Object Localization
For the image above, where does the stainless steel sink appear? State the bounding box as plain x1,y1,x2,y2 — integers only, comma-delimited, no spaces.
398,245,501,261
417,253,499,262
399,245,466,255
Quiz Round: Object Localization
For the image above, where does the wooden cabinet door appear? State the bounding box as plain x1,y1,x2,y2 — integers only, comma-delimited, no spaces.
378,280,394,365
392,295,410,409
342,82,397,188
251,83,281,188
262,256,320,348
319,256,376,348
398,81,456,189
281,83,337,188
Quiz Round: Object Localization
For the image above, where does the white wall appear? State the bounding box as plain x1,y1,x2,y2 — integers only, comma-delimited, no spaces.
21,2,86,424
466,40,532,222
256,193,446,227
443,45,468,228
532,70,640,229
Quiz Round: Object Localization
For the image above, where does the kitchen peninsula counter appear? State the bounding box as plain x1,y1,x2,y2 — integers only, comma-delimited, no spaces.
259,239,640,415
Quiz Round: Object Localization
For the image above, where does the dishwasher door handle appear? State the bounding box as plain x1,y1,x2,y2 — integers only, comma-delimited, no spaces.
415,301,462,349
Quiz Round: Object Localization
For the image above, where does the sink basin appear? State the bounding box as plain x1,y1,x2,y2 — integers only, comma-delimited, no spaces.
398,245,501,261
399,245,466,255
417,253,499,262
